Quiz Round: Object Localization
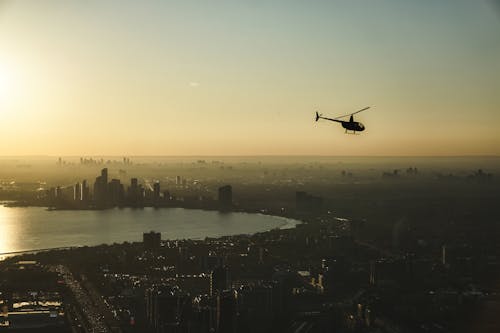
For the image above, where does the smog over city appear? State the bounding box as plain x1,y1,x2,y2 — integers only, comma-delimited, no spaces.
0,1,499,332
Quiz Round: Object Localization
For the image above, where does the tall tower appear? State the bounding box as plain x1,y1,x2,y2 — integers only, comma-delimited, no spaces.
218,185,232,210
74,183,81,201
153,181,160,202
101,168,108,185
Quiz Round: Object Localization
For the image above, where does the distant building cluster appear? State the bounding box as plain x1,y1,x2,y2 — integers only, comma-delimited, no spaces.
467,169,493,181
46,168,168,208
44,168,234,211
56,156,133,166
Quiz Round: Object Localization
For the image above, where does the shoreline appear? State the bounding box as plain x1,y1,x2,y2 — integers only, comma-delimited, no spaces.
0,205,304,259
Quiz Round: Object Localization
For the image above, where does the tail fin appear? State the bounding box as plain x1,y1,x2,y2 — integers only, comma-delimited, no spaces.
315,111,320,122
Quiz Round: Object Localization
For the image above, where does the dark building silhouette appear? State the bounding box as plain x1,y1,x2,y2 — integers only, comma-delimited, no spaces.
143,231,161,250
101,167,108,184
201,256,224,273
145,286,188,332
392,218,413,252
81,180,89,202
192,295,216,333
218,185,232,210
131,178,138,188
93,168,109,205
296,191,323,213
237,284,274,332
108,179,124,206
322,256,351,294
210,265,231,296
74,182,81,201
217,290,237,333
128,178,141,206
153,181,161,203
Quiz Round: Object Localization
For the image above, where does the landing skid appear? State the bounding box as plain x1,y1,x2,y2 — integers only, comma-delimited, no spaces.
344,130,359,135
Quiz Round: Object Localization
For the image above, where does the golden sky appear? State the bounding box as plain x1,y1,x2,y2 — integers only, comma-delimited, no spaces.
0,1,499,156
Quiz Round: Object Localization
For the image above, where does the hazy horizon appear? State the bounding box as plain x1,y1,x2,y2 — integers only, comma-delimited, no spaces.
0,154,499,158
1,0,499,156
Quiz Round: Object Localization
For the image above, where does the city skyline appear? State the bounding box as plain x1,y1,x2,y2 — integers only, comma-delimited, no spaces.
1,1,499,156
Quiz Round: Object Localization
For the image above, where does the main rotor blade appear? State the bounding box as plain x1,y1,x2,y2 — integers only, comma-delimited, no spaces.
333,106,370,120
351,106,370,115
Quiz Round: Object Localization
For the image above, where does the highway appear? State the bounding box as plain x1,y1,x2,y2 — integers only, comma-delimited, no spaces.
51,265,110,333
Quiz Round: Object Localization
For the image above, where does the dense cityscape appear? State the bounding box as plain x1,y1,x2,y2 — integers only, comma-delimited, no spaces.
0,157,499,332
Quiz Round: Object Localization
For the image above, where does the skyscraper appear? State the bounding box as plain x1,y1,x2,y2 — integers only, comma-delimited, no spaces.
81,180,89,202
143,231,161,250
153,181,160,202
101,168,108,185
129,178,139,206
218,185,232,210
145,286,188,331
93,168,109,205
210,265,231,296
217,290,237,333
74,183,81,201
108,179,123,206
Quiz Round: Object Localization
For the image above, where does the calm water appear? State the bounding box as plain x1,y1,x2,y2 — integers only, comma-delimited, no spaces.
0,205,299,254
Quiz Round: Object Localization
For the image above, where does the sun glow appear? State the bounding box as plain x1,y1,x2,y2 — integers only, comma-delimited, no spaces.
0,205,17,257
0,62,15,106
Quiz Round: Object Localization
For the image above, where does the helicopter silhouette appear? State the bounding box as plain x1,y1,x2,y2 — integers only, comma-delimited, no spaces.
315,107,370,134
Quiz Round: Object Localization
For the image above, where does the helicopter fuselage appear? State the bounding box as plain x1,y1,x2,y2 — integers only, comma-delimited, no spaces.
341,121,365,132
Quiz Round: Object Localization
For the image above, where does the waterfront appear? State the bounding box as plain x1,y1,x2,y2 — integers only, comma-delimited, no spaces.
0,205,299,254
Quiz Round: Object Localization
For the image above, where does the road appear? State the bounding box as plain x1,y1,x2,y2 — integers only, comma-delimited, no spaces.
51,265,110,333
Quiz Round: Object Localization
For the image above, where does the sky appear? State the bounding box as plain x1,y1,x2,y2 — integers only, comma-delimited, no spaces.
0,0,499,156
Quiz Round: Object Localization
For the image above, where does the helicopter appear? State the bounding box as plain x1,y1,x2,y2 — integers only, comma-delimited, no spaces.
315,106,370,134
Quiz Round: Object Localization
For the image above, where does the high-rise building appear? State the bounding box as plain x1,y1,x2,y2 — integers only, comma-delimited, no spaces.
128,178,140,206
81,180,89,202
217,290,237,333
145,286,188,331
237,284,274,332
143,231,161,250
74,183,81,201
101,168,108,184
210,265,231,296
93,168,109,205
218,185,232,210
93,176,104,204
321,256,350,294
108,179,123,206
153,181,160,202
296,191,323,213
